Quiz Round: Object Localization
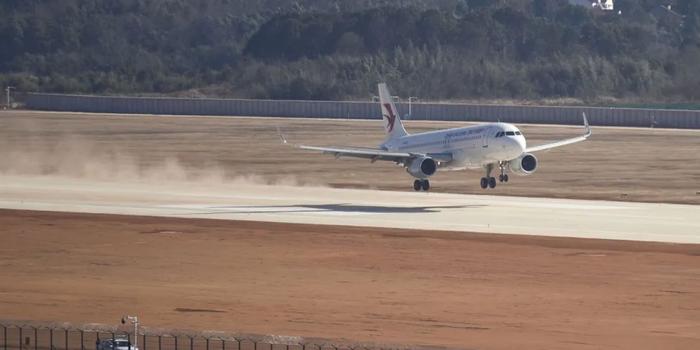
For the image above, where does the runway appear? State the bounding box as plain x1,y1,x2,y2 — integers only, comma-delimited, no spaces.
1,175,698,244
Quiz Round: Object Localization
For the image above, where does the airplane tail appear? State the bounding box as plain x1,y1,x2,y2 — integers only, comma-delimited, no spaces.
378,83,408,143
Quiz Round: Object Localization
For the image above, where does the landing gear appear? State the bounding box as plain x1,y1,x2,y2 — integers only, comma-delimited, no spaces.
498,162,509,183
413,179,430,192
480,177,488,189
480,163,497,189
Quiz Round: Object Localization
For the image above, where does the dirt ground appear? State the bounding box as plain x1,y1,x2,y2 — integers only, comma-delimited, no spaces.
0,209,698,350
1,110,699,204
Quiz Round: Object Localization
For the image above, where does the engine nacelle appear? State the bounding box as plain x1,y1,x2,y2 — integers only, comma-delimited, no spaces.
509,153,538,175
406,157,437,178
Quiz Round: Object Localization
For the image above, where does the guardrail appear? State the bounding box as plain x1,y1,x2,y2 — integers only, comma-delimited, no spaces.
25,93,700,129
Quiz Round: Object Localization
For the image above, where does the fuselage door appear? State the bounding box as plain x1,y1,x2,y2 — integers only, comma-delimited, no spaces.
481,130,488,148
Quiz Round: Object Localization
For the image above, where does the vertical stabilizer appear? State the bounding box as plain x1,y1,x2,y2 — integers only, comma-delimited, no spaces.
378,83,408,144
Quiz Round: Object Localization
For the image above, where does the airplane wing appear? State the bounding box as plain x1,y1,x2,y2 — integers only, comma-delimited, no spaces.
278,128,452,163
525,114,592,153
299,145,412,162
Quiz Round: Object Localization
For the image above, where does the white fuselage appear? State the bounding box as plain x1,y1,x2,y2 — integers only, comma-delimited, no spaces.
383,123,526,169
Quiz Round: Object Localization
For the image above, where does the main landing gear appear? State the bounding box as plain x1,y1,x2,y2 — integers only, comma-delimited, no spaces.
481,162,510,189
413,179,430,192
480,176,496,189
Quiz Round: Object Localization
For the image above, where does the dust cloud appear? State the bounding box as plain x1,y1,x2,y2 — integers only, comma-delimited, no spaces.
0,131,312,187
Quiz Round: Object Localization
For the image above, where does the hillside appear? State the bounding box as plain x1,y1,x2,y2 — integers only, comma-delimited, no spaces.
1,0,699,102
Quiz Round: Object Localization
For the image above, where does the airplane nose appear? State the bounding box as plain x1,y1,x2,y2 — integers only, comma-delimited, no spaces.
508,137,526,156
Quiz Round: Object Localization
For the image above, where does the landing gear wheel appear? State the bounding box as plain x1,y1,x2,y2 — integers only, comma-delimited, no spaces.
503,174,509,183
488,177,497,189
480,177,488,189
413,179,422,191
421,179,430,191
498,174,504,182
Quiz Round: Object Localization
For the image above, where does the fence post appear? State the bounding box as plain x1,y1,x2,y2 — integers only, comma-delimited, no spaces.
34,328,38,350
50,329,53,350
206,338,209,350
174,336,178,350
189,337,193,350
19,327,22,350
65,330,68,350
80,331,84,350
221,339,225,350
142,335,146,350
157,336,161,350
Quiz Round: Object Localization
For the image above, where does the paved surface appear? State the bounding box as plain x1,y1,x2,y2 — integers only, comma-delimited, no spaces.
1,175,698,243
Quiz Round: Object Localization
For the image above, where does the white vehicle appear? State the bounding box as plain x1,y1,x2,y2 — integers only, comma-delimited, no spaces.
96,338,138,350
282,83,590,191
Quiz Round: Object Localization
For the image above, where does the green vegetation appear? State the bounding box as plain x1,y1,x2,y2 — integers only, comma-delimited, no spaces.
1,0,700,102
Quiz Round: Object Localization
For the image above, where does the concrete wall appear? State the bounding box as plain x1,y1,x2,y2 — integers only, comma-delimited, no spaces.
26,93,700,129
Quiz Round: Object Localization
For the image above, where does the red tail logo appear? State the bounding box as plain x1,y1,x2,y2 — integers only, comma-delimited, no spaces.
382,103,396,132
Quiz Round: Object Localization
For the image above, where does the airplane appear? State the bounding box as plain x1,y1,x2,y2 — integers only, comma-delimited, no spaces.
280,83,591,191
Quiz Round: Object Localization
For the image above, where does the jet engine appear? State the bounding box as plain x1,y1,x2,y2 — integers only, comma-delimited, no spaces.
509,153,538,175
406,157,437,178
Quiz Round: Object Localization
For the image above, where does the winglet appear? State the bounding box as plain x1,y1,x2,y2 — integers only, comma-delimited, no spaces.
582,112,592,137
277,126,288,145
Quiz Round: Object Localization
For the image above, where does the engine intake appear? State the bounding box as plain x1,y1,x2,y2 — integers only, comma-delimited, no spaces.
406,157,437,178
509,153,538,175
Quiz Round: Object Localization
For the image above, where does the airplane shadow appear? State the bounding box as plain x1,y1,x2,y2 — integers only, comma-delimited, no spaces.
190,203,485,215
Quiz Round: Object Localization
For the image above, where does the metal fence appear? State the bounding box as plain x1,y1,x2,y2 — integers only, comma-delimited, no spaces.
0,322,416,350
24,93,700,129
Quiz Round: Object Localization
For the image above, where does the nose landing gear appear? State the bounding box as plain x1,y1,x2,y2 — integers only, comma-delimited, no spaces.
498,161,509,183
413,179,430,192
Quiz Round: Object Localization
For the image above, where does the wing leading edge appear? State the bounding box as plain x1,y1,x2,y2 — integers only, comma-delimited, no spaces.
525,114,592,153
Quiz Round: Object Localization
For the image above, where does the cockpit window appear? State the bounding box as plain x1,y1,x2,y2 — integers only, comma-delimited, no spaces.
495,132,503,137
515,131,522,135
506,131,515,136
